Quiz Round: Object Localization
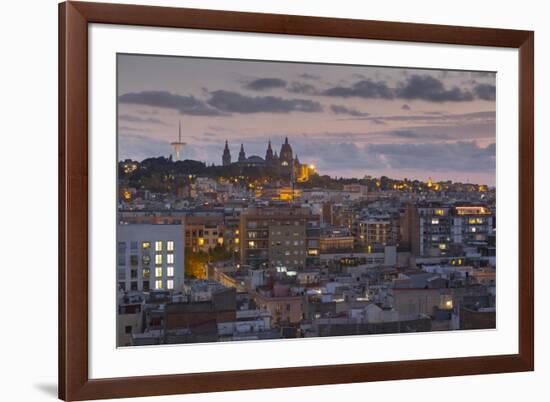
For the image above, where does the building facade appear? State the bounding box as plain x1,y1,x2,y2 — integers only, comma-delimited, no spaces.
117,224,185,292
239,205,321,269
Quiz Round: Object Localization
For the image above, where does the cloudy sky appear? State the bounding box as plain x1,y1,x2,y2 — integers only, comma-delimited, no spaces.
117,54,496,185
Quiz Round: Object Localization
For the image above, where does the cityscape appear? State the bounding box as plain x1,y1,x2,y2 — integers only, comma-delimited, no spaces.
117,55,496,346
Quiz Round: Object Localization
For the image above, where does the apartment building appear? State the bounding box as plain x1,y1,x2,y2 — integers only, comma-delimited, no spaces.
117,224,185,292
239,205,320,269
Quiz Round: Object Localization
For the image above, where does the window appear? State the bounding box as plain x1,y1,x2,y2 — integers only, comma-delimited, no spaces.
155,280,162,289
167,279,174,290
142,267,150,279
167,254,174,264
155,267,163,278
142,241,150,250
167,241,174,251
130,241,138,251
141,254,150,266
155,254,162,265
125,325,132,334
142,281,150,291
155,241,163,251
130,255,139,266
167,266,174,277
130,269,137,279
130,281,137,291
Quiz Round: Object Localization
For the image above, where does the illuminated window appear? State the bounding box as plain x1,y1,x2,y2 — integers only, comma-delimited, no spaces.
155,267,163,278
155,254,162,265
248,240,256,248
167,266,174,277
155,241,163,251
142,241,150,250
198,238,205,246
431,218,439,225
438,243,447,250
308,249,319,256
167,280,174,290
167,241,174,251
434,209,445,216
167,254,174,264
155,280,162,289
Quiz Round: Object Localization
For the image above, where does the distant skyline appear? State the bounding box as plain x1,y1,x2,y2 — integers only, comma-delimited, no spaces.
117,54,496,185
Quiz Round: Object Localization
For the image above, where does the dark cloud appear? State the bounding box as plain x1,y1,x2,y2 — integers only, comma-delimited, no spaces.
318,74,494,102
118,91,224,116
330,104,370,117
401,104,411,110
396,75,474,102
473,84,496,101
119,114,168,125
288,81,319,95
207,90,323,114
322,79,394,99
244,78,287,91
371,119,387,125
390,130,418,138
359,110,495,124
369,141,495,171
320,75,481,102
298,73,321,80
471,71,496,78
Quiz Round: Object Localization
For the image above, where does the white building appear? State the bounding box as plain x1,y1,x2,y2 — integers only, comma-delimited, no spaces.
117,224,185,292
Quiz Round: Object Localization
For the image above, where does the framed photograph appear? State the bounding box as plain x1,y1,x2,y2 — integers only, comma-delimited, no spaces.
59,1,534,400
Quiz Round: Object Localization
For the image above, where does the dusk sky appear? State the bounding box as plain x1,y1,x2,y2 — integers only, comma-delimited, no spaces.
117,54,496,185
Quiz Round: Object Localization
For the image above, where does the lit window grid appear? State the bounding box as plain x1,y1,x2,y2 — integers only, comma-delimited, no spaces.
119,238,182,292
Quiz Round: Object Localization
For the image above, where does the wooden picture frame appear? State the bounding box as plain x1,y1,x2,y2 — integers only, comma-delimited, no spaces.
59,1,534,400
